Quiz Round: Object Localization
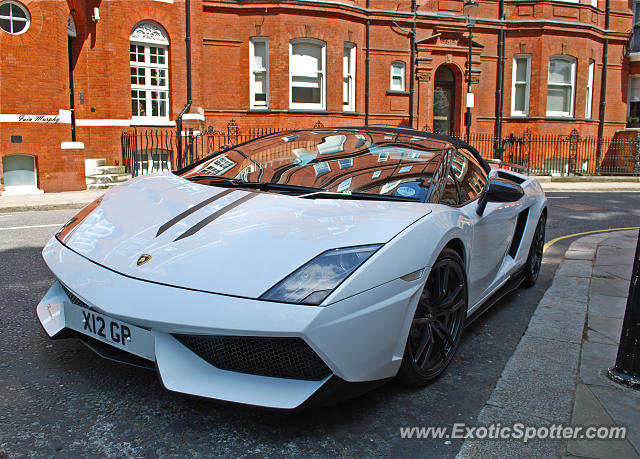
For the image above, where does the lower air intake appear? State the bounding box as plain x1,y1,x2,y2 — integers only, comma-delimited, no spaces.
173,334,331,381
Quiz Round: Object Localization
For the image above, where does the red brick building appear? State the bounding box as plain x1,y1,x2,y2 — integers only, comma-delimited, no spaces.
0,0,636,193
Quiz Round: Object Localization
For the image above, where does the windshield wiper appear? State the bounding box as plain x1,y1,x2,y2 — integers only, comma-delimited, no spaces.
298,191,420,202
184,175,323,194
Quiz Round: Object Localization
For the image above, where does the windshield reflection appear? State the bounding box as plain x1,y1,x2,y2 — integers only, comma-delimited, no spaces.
181,129,451,200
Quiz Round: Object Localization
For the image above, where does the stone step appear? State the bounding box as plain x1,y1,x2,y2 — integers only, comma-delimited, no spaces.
85,158,106,168
85,173,132,185
85,165,127,176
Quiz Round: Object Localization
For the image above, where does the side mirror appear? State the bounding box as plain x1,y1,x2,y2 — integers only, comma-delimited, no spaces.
476,178,524,216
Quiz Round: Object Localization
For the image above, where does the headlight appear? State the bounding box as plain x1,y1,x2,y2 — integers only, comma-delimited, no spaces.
56,196,103,244
260,244,382,306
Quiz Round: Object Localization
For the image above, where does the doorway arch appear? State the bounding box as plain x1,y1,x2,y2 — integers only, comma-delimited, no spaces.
433,66,458,136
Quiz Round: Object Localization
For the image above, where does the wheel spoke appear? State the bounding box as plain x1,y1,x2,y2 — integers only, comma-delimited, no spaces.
449,299,465,313
413,327,434,365
440,264,450,296
432,321,454,347
440,283,463,309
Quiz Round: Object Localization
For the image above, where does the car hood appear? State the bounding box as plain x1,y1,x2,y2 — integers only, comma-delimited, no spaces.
59,174,431,298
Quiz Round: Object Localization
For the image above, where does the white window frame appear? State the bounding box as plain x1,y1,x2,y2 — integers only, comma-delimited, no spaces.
249,38,269,109
390,61,406,92
289,38,326,110
343,43,356,112
201,155,237,175
546,55,576,118
510,54,531,117
130,22,170,123
628,76,640,116
0,1,30,35
585,60,595,119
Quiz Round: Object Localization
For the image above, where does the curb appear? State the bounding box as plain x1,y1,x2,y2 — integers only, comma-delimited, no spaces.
456,230,635,458
0,202,95,213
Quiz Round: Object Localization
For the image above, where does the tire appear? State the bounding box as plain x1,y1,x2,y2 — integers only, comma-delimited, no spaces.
522,213,546,288
398,248,467,386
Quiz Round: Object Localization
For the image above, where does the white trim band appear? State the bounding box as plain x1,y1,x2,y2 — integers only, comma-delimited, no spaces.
75,119,176,127
60,142,85,150
0,110,71,124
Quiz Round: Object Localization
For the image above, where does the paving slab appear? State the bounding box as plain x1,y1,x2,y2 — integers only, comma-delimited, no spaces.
564,249,595,260
486,334,580,422
588,315,624,345
594,247,635,267
579,341,618,386
588,294,628,319
554,259,593,278
590,385,640,454
526,297,587,345
543,275,591,304
590,277,633,298
592,264,633,281
566,384,637,458
600,237,638,250
586,328,619,346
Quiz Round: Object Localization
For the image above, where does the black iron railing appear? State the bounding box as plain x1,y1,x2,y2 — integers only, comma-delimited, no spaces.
121,121,640,177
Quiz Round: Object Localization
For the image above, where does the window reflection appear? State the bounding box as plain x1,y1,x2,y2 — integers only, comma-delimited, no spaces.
181,129,451,200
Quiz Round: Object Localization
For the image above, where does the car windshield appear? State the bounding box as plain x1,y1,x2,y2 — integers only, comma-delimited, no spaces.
179,128,451,200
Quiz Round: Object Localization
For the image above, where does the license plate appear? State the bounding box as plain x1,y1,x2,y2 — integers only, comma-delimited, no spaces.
64,300,155,361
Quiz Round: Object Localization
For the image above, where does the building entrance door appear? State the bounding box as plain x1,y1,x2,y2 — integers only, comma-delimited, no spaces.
433,66,456,135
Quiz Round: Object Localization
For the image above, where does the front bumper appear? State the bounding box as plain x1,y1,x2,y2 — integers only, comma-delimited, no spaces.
37,238,425,409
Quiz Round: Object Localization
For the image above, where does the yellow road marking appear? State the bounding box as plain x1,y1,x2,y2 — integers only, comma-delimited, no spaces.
543,227,639,252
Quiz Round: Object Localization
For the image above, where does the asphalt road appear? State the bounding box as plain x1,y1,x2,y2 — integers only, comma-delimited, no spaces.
1,192,639,457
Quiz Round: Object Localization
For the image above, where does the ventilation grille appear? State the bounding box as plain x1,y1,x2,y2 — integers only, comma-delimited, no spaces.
60,283,90,309
173,334,332,381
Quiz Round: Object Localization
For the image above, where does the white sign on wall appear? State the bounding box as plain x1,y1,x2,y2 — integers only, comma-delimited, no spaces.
0,110,72,124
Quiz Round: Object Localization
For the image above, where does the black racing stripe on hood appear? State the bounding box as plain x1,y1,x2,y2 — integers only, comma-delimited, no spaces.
156,188,235,237
173,192,258,242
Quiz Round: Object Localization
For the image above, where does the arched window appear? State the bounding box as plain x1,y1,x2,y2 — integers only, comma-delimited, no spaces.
130,22,170,121
546,56,576,117
289,39,326,110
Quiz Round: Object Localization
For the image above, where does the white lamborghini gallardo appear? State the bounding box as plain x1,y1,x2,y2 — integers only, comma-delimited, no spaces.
37,127,547,409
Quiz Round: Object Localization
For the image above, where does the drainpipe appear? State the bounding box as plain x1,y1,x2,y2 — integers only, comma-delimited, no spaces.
176,0,192,169
67,35,76,142
493,0,505,159
408,0,417,129
596,0,610,171
365,0,370,126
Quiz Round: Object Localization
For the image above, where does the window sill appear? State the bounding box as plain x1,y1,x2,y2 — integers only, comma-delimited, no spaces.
248,108,271,113
342,111,362,116
287,109,329,114
386,90,409,96
544,116,576,121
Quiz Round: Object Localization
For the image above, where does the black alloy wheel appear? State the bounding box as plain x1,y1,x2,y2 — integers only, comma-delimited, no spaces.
398,248,467,386
522,213,546,288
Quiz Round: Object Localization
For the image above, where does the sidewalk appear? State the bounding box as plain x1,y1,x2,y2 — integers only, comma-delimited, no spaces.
457,230,640,458
0,177,639,212
0,189,105,212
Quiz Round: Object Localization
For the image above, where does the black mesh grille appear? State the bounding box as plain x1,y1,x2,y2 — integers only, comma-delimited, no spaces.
60,283,89,309
173,335,332,381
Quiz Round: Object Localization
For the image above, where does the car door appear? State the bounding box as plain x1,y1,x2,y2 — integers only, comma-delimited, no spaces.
452,149,519,308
